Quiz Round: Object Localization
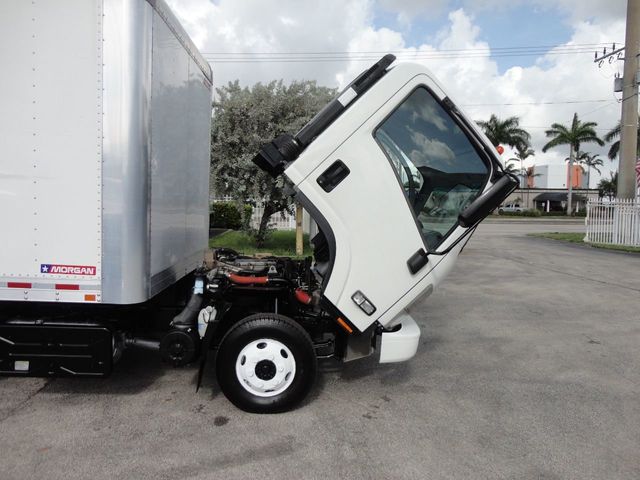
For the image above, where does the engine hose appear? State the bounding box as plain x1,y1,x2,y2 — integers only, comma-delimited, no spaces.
228,273,269,285
171,291,204,328
295,288,312,305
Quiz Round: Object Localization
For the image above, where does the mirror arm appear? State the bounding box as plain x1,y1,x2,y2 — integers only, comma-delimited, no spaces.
458,174,518,228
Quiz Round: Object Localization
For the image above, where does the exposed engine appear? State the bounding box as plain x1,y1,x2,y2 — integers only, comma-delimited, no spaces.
209,248,322,306
202,249,341,349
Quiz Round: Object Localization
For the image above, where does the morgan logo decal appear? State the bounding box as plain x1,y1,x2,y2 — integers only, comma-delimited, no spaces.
40,264,96,275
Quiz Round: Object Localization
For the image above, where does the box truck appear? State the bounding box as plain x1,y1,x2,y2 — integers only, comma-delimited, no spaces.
0,0,517,412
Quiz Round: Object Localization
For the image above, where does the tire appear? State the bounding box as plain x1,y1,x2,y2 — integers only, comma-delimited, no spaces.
498,208,504,214
215,313,317,413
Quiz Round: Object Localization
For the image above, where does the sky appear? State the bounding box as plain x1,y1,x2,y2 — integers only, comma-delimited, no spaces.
166,0,629,187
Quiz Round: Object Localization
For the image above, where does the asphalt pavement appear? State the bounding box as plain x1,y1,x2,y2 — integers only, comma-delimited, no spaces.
1,221,639,480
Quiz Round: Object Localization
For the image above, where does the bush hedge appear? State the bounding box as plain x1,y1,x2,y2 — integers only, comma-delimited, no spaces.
498,209,542,217
210,202,252,229
539,210,587,217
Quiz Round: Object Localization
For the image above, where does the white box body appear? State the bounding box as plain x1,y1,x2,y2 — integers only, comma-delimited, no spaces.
0,0,212,305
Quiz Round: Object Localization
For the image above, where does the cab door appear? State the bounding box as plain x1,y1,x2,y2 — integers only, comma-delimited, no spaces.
288,69,494,332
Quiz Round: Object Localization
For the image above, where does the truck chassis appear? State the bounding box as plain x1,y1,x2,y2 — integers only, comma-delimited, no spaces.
0,247,371,413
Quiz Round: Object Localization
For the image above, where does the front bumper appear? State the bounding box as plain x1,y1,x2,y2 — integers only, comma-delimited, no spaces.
379,313,420,363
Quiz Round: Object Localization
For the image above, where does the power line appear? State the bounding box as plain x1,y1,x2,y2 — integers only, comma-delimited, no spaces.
201,42,618,63
461,99,612,107
520,125,613,131
579,100,619,117
204,51,603,63
201,42,614,56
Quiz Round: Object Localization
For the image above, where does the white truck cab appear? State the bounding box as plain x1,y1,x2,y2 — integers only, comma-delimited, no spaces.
253,55,517,371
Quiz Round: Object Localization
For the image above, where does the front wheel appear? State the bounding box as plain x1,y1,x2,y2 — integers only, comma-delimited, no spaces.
215,313,317,413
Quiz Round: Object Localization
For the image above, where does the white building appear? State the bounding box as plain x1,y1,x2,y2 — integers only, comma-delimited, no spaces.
533,164,588,189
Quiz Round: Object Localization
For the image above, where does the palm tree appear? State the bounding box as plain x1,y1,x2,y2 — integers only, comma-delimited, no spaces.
508,144,535,188
577,152,604,189
523,166,542,208
542,113,604,215
477,114,531,150
503,162,521,176
598,171,618,200
603,115,640,160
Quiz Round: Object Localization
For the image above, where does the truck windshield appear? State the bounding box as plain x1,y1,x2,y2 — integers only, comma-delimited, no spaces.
375,87,489,251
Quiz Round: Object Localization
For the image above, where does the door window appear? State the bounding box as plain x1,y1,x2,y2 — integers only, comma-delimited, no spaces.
375,87,490,250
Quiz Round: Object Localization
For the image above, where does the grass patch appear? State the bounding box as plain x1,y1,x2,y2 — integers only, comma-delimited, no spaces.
487,214,582,219
209,230,312,257
488,215,566,219
529,232,640,254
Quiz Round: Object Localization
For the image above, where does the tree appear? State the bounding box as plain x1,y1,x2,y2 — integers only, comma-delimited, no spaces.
503,161,521,176
598,171,618,200
211,80,336,246
508,143,535,187
603,115,640,160
574,151,604,189
523,166,541,207
542,113,604,215
476,114,531,150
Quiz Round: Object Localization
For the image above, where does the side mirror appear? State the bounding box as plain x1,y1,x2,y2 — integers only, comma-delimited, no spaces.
458,174,518,228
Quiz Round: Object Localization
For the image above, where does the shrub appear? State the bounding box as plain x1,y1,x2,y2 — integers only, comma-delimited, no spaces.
498,209,541,217
241,204,253,230
210,202,253,229
522,209,542,217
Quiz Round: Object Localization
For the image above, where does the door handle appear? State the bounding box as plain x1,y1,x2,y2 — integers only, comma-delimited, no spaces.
317,160,350,193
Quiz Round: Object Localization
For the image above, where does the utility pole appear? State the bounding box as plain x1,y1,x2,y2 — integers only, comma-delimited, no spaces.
567,147,575,216
617,0,639,199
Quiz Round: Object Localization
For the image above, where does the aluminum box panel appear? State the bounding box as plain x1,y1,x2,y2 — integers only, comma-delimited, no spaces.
0,0,103,295
101,0,154,304
148,12,211,296
0,0,212,305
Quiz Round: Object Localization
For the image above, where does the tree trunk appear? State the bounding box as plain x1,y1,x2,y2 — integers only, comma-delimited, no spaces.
567,147,574,216
256,204,275,248
587,166,591,190
295,202,304,256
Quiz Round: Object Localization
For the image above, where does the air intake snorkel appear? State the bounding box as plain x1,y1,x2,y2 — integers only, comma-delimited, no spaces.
252,54,396,177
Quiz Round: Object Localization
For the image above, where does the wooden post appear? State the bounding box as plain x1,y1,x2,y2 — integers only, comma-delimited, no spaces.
295,202,303,256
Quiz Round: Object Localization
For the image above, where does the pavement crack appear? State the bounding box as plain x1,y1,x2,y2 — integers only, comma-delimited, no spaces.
0,379,52,424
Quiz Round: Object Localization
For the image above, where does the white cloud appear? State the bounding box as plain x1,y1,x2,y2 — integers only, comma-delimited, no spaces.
409,129,456,166
377,0,449,25
166,0,624,184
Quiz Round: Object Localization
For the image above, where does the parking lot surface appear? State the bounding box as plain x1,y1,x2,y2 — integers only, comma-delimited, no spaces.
1,221,639,480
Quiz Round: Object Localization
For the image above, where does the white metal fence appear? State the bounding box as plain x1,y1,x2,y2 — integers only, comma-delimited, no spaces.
250,204,296,230
585,199,640,246
211,196,296,230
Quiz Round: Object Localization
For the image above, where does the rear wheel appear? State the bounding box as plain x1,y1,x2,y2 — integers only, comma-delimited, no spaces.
215,313,317,413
